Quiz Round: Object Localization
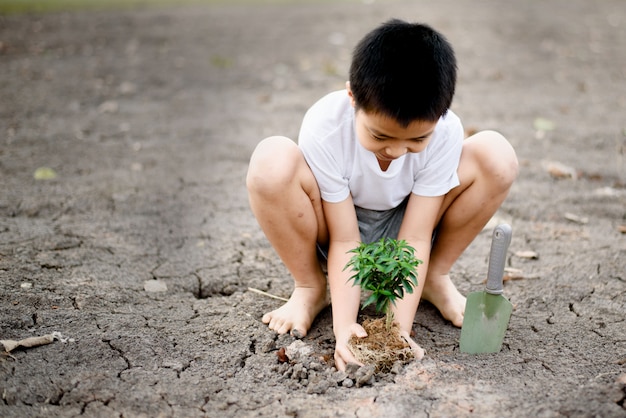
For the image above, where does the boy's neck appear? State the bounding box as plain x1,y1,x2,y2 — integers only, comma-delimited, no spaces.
377,158,392,172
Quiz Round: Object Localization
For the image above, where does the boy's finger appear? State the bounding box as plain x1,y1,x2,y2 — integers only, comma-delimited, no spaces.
350,323,368,338
334,352,346,371
339,347,364,367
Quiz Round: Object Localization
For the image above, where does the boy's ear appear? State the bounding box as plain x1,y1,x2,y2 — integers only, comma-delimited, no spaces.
346,81,356,108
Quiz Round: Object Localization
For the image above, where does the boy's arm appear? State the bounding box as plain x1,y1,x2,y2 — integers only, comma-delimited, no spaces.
394,192,444,332
322,196,366,370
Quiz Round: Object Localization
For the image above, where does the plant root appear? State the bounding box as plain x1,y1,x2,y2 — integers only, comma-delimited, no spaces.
347,317,415,373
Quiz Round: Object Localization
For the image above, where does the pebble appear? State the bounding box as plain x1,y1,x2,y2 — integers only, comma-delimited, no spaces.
345,362,360,380
390,361,403,375
279,354,376,390
143,280,167,292
262,339,276,353
291,363,308,380
333,370,348,384
309,361,323,371
355,364,375,387
306,379,331,394
285,340,313,362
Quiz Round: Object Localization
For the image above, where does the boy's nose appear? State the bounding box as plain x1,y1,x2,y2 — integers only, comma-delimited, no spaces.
385,145,408,159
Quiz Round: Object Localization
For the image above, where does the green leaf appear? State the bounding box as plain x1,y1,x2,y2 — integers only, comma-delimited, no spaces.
534,117,556,131
362,294,377,309
344,237,423,314
375,297,388,314
33,167,57,180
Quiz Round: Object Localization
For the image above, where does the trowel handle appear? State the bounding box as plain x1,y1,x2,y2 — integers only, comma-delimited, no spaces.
485,224,512,295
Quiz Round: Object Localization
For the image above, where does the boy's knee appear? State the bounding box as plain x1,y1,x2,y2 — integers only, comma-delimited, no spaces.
468,130,519,187
247,136,301,195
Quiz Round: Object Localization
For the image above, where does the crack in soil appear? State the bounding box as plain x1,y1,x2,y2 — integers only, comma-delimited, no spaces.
102,338,131,377
569,303,581,316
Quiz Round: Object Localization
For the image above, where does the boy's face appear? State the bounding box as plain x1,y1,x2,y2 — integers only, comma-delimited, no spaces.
348,86,437,163
355,110,436,162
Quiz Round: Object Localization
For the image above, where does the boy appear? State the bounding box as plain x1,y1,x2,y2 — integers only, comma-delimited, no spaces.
246,19,518,371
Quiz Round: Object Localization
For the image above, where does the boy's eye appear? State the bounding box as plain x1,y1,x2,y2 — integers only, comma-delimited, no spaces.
370,133,389,141
370,133,430,142
412,134,433,143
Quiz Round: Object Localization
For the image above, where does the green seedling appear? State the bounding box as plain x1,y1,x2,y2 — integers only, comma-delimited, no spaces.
344,238,423,330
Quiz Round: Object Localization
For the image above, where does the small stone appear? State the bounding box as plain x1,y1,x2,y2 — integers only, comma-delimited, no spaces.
333,370,348,383
285,340,313,362
355,364,375,387
390,361,404,375
277,362,289,374
144,280,167,292
299,357,312,369
341,378,354,388
306,379,331,394
291,363,308,380
309,361,323,372
262,339,276,353
345,362,360,380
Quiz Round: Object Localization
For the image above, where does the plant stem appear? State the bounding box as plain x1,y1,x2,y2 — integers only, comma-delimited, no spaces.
385,309,394,331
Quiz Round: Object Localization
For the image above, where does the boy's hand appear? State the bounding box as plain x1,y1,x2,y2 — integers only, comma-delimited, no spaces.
334,323,367,371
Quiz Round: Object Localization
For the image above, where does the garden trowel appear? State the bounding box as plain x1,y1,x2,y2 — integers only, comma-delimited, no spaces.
460,224,513,354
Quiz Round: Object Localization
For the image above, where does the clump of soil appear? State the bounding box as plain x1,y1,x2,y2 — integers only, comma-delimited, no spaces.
348,317,414,373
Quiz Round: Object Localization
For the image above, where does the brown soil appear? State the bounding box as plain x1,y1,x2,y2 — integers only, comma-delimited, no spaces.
348,317,414,373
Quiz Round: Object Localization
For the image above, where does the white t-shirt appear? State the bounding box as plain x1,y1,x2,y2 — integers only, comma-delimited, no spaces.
298,90,463,211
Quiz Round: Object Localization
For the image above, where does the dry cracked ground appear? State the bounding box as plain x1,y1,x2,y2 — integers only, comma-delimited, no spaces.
0,0,625,417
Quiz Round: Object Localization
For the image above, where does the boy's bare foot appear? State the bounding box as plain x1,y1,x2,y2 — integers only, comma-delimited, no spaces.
262,286,328,337
421,274,466,327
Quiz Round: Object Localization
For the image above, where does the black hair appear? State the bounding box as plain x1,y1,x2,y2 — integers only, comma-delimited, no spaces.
349,19,457,125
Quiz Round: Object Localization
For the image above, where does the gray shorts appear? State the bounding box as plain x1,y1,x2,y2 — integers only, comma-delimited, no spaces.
316,197,409,269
